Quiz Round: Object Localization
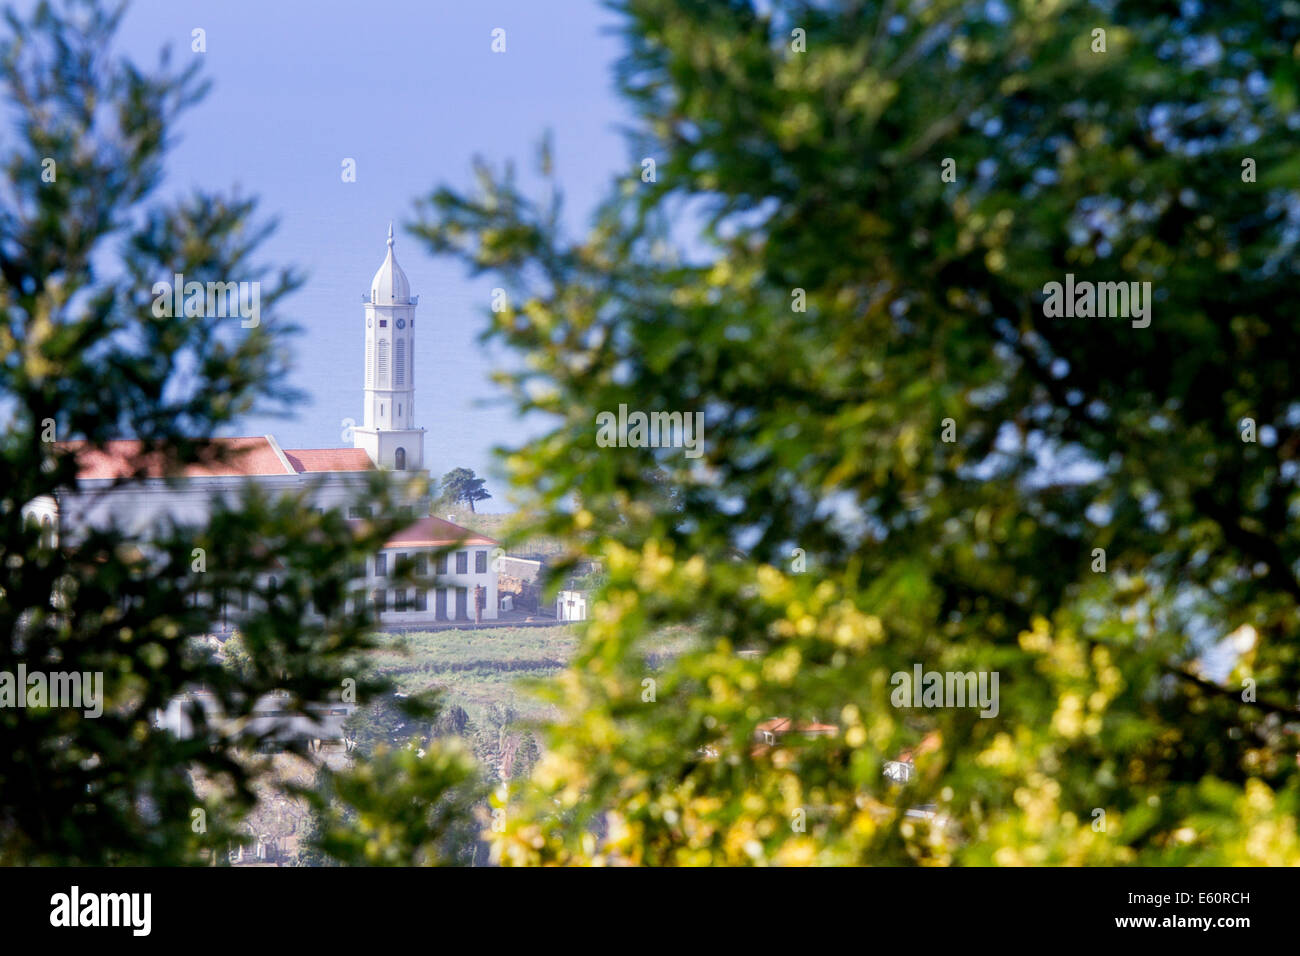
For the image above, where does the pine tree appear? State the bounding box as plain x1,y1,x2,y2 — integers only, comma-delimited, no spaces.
0,0,412,864
395,0,1300,865
436,467,491,514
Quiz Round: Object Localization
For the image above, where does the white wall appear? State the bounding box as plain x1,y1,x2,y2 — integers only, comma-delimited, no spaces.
365,543,499,624
557,590,587,621
50,471,500,628
54,473,373,540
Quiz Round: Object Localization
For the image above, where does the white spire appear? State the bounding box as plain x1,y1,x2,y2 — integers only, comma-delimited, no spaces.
370,224,410,304
355,222,422,472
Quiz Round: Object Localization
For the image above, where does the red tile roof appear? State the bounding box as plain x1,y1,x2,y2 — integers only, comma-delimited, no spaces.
757,717,839,736
750,717,839,758
58,439,379,480
282,448,374,473
58,438,293,479
355,515,498,550
896,731,942,764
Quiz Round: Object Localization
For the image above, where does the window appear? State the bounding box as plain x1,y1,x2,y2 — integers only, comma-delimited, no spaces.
456,551,468,574
374,554,387,577
395,589,409,611
415,588,428,611
374,590,387,613
394,447,406,470
348,505,372,519
415,553,428,575
379,319,388,328
435,553,448,574
475,550,487,573
351,589,365,613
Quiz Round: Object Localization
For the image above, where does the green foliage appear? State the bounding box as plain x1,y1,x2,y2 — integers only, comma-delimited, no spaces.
511,732,540,782
220,631,253,681
566,569,608,592
435,466,491,514
386,0,1300,864
306,740,485,867
342,689,438,758
432,702,472,739
0,0,414,864
307,695,488,867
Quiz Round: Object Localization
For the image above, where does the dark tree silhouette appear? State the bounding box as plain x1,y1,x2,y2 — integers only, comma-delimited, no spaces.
437,467,491,514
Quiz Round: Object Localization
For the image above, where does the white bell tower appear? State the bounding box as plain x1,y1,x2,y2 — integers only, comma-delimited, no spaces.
352,224,425,471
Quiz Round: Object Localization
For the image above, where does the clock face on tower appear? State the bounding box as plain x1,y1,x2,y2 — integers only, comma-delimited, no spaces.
396,319,406,329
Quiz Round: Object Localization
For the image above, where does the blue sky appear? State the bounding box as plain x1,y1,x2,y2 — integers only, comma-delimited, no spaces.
114,0,630,510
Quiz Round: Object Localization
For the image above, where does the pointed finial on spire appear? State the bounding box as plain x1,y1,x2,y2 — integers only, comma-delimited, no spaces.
387,221,394,248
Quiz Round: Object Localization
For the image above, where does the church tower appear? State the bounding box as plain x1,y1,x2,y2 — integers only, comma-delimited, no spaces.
352,224,425,471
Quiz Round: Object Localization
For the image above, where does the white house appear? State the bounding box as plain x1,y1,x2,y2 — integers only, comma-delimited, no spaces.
27,228,499,626
556,589,588,622
355,515,499,623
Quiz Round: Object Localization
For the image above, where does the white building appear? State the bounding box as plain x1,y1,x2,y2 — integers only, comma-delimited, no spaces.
28,228,498,626
352,223,426,472
556,590,588,622
355,514,498,624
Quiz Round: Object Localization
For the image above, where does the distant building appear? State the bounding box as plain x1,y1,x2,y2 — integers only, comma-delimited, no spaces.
498,555,543,583
886,731,941,782
556,589,588,622
362,516,499,623
751,717,839,755
495,556,543,613
24,230,499,625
